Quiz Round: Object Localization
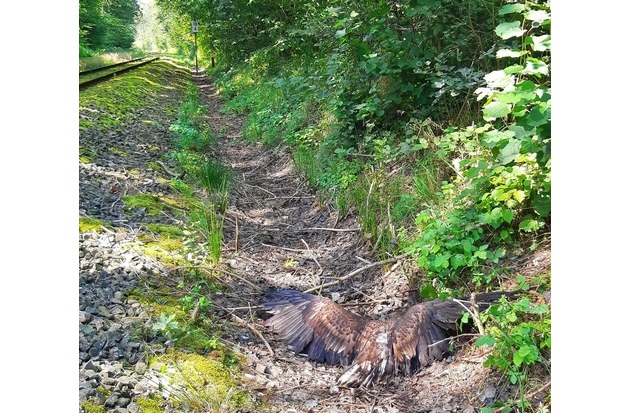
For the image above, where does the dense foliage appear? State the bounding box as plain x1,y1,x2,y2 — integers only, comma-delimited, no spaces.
79,0,140,55
143,0,551,409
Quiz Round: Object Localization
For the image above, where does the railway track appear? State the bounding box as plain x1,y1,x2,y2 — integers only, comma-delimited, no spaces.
79,56,160,90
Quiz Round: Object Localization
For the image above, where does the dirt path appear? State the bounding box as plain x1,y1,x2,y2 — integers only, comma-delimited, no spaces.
191,74,532,413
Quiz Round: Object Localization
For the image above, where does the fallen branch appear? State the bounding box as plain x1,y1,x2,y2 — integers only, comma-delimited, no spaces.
301,238,323,276
168,265,263,292
296,227,361,232
302,252,411,294
525,380,551,399
221,307,275,356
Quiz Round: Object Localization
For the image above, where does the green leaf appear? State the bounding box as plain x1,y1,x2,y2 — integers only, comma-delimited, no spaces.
475,335,496,347
504,64,525,74
525,10,550,23
484,70,515,89
461,312,469,324
483,100,510,120
530,303,550,315
526,104,551,127
419,284,438,299
532,193,551,217
502,209,514,223
335,28,346,38
513,190,526,203
522,58,549,76
498,4,526,15
530,34,551,52
497,48,527,58
498,138,521,164
481,130,515,147
495,21,526,40
519,217,540,232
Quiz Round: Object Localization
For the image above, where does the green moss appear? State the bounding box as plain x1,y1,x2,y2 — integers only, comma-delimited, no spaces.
79,146,98,164
145,223,185,238
141,243,187,267
108,147,129,156
136,394,165,413
96,386,111,398
81,401,105,413
122,193,190,217
79,62,192,132
122,194,163,216
79,217,111,233
147,161,162,172
149,350,255,412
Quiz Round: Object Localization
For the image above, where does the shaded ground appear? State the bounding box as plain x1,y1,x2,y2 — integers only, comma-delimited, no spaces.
78,65,550,413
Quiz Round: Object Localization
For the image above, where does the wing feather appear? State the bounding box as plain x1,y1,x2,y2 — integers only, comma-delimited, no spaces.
263,290,366,365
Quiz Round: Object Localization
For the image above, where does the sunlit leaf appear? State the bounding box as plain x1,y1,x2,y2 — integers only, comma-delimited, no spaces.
525,10,550,23
483,100,510,120
497,48,527,58
495,21,526,39
498,4,526,15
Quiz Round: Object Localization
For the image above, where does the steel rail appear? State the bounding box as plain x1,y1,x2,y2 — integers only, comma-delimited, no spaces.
79,57,160,90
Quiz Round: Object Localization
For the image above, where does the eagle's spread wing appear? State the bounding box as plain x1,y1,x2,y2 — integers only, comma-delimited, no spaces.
263,289,515,386
262,290,367,365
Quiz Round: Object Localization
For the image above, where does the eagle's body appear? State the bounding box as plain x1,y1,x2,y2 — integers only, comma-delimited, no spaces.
263,289,512,386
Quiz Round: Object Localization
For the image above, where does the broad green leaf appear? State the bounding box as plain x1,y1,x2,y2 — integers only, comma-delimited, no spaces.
532,193,551,217
502,209,515,223
420,284,438,299
481,130,515,147
504,64,525,74
530,34,551,52
527,104,551,127
519,217,540,232
432,254,449,268
498,138,521,164
522,58,549,76
475,335,496,347
497,48,527,58
498,3,526,15
513,190,526,203
483,100,510,120
450,253,466,269
484,70,515,89
495,21,526,40
530,303,550,315
525,10,550,23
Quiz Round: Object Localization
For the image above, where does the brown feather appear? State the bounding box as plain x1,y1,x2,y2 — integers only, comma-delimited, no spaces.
263,289,515,386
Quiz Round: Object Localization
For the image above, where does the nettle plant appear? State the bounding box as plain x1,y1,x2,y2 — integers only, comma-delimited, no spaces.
408,0,551,291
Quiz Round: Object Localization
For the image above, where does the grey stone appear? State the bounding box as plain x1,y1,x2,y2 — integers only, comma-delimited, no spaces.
80,311,93,323
104,394,119,407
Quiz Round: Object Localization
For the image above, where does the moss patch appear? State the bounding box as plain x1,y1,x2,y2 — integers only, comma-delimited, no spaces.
108,147,129,156
141,243,186,267
79,217,111,233
122,194,164,216
149,350,255,412
136,394,165,413
122,193,190,217
80,401,105,413
79,145,98,164
79,62,191,131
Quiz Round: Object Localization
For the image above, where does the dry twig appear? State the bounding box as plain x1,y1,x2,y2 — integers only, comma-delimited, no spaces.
302,252,411,294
